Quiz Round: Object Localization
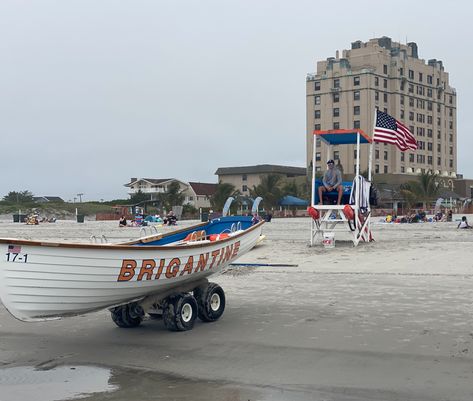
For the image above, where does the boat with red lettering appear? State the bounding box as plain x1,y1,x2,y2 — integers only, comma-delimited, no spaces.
0,216,264,331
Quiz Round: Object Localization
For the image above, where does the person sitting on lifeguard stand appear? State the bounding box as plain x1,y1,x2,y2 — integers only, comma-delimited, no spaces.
318,159,343,205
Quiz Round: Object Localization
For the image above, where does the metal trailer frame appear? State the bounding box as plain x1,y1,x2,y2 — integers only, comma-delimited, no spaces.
310,129,374,247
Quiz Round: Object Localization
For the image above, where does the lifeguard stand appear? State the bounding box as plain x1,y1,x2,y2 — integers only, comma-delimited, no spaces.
309,129,373,247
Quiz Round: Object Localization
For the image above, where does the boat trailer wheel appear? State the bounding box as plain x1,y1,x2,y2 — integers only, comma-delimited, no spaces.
162,293,198,331
110,302,144,328
194,283,226,322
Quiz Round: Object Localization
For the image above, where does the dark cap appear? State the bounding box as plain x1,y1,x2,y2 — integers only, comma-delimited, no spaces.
327,159,334,164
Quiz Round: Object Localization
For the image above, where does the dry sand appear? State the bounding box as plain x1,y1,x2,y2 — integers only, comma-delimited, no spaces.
0,216,472,401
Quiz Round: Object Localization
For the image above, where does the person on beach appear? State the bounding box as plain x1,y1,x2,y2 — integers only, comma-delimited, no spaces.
318,159,343,205
118,216,127,227
457,216,472,229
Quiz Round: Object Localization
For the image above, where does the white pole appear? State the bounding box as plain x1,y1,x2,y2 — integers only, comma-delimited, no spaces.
311,134,317,206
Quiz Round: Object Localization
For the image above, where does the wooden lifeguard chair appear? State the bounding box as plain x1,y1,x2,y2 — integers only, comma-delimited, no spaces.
309,129,374,247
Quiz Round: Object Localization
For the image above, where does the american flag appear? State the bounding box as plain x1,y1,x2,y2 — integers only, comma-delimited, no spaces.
373,110,418,151
8,244,21,253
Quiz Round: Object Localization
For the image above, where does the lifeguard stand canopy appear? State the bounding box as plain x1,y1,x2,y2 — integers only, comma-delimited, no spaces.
309,129,373,247
315,129,372,145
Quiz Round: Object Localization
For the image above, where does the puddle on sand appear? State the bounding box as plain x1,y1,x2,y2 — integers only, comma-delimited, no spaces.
0,365,117,401
79,368,330,401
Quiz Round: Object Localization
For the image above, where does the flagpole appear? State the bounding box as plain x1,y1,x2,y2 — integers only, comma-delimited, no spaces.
369,108,376,182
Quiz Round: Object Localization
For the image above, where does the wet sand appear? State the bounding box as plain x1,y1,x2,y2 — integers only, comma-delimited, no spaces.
1,217,473,401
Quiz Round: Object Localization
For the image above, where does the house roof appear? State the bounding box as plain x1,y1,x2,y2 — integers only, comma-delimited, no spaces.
124,178,173,187
189,182,218,196
215,164,306,176
33,196,64,203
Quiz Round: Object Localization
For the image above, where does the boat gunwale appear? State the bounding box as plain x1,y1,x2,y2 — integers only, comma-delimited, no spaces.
0,220,264,251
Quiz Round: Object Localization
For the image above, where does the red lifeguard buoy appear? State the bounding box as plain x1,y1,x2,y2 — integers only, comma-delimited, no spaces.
209,233,230,241
307,206,319,220
343,205,354,220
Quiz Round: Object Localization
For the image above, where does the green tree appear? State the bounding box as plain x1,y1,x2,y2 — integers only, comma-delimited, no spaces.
3,190,34,203
400,171,440,210
166,181,185,208
130,190,149,204
210,183,239,211
249,174,282,210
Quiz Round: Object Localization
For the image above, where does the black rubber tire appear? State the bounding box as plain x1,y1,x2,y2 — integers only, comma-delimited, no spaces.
194,283,226,322
110,304,143,328
162,293,198,332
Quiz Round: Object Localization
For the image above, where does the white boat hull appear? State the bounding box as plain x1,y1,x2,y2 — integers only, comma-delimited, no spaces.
0,221,264,322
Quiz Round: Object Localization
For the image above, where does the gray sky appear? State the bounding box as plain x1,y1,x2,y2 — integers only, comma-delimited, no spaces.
1,0,471,201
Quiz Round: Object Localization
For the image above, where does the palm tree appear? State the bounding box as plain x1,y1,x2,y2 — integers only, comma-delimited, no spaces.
249,174,282,211
400,171,440,210
210,183,239,211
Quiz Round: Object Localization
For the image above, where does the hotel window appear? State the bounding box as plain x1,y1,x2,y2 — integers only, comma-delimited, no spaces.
409,154,414,163
316,152,321,161
333,108,340,117
383,64,388,74
383,93,388,103
449,133,453,142
315,166,321,172
427,101,432,111
314,81,321,91
427,88,432,98
333,151,340,160
401,166,405,173
375,76,379,86
384,166,388,173
242,185,248,192
437,144,441,152
354,120,360,128
384,151,388,161
409,112,414,121
354,106,360,115
314,124,321,131
400,110,405,119
428,156,433,165
333,92,340,102
409,97,414,107
409,69,414,79
437,117,441,126
333,122,340,129
418,72,423,82
375,91,379,101
437,130,441,139
428,142,433,151
437,157,441,166
427,129,432,138
437,104,441,113
383,79,387,88
449,95,453,104
400,95,404,105
242,174,247,181
408,84,414,93
354,76,360,86
400,67,404,76
375,164,380,174
375,149,379,159
314,95,321,105
449,159,453,168
449,108,453,117
316,137,321,147
449,121,453,129
449,147,453,155
353,91,360,101
314,110,321,119
401,153,405,161
427,75,433,84
333,78,340,88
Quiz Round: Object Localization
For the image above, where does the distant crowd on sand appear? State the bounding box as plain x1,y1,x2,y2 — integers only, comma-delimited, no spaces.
118,211,177,228
384,209,471,228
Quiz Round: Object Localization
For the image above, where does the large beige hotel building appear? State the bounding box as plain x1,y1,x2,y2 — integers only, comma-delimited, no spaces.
306,36,457,180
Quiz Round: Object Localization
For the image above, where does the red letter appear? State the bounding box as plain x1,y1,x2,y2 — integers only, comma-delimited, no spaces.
209,250,220,269
232,241,240,258
155,259,165,280
138,259,156,281
180,256,194,276
165,258,181,278
194,253,209,273
118,259,137,282
223,244,234,263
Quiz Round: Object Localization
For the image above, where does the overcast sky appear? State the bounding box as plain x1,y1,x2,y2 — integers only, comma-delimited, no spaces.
1,0,471,201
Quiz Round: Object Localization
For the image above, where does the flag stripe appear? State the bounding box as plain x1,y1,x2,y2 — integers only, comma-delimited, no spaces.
373,110,418,151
